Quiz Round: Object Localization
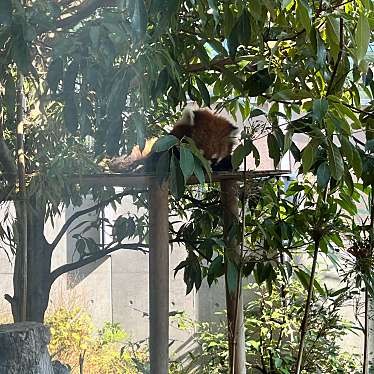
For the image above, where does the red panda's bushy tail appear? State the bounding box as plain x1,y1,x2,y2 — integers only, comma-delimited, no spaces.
109,138,156,173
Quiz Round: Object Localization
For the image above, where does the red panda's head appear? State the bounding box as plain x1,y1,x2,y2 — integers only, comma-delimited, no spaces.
170,107,238,162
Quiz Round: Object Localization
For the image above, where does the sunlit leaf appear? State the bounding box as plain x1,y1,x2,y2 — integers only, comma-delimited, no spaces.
327,142,344,180
355,13,370,62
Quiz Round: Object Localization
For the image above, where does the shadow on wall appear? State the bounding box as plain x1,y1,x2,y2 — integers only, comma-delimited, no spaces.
66,200,107,289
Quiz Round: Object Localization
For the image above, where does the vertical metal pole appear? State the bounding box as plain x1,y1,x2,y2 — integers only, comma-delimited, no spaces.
221,179,246,374
149,180,169,374
16,73,27,321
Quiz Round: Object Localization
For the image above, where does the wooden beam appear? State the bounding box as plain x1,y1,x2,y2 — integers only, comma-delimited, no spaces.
72,170,290,188
148,180,169,374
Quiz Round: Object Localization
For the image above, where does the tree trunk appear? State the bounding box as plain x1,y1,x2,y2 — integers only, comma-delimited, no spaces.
11,199,52,322
0,322,54,374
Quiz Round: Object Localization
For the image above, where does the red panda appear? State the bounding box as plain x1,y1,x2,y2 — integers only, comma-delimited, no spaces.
109,107,238,173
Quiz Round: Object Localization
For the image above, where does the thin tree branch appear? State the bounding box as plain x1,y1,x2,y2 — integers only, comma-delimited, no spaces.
185,56,257,73
48,191,128,251
326,18,344,96
343,102,374,119
295,238,320,374
49,242,146,283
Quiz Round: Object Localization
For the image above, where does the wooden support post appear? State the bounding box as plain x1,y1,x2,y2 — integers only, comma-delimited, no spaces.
221,179,246,374
149,181,169,374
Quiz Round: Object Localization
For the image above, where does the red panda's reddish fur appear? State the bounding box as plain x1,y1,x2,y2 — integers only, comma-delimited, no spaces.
171,108,237,162
109,108,237,172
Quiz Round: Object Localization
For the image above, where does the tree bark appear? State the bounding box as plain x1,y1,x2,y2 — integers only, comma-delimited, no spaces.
11,198,52,322
0,322,54,374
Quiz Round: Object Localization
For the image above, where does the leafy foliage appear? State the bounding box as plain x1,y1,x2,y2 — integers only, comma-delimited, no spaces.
187,280,361,374
46,307,142,374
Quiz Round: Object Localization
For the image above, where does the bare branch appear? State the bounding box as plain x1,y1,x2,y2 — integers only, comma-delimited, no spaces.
49,242,147,283
48,190,128,251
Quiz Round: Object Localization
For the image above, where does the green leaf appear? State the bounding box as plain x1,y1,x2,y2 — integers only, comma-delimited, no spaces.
295,269,310,291
296,0,311,33
355,13,370,62
232,140,253,169
179,146,195,181
193,160,206,185
185,137,212,181
153,135,178,152
208,255,224,286
227,9,251,56
267,133,281,166
244,69,275,97
311,27,327,69
327,142,344,180
301,140,317,173
316,162,330,188
0,0,11,25
196,78,210,107
340,136,353,164
170,154,185,198
232,144,245,169
352,147,362,177
252,143,261,167
331,101,361,129
312,99,328,123
326,16,340,59
254,262,273,285
47,58,63,93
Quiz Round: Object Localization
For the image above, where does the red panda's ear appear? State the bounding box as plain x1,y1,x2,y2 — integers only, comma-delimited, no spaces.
179,107,195,126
